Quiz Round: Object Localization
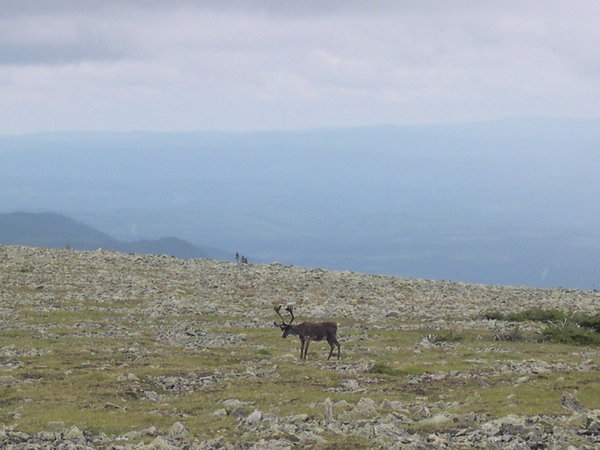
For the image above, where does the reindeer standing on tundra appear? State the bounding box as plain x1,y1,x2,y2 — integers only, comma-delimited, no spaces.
273,305,341,360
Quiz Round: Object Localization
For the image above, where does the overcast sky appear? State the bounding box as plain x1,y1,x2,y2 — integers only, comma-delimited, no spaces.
2,0,600,134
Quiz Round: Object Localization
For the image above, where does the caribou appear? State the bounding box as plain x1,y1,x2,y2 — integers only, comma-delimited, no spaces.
273,305,341,360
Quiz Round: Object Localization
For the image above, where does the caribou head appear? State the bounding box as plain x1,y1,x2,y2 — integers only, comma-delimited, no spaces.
273,305,296,338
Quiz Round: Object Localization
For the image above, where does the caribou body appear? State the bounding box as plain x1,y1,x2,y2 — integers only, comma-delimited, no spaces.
274,305,341,360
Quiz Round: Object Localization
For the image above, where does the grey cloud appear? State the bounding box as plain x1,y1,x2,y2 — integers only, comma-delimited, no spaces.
2,0,600,133
0,0,502,21
0,8,133,66
0,41,127,66
1,0,409,16
3,0,598,17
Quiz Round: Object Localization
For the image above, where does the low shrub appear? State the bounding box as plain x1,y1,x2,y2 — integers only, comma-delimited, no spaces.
369,362,399,376
493,325,526,342
437,332,463,343
574,313,600,332
484,308,566,323
483,310,506,321
542,324,600,346
483,308,599,346
506,308,567,323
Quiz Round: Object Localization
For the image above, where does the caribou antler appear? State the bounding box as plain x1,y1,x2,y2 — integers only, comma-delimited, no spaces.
274,305,287,326
285,305,295,324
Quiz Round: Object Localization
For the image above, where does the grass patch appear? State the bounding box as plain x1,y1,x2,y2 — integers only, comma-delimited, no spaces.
575,313,600,332
317,433,373,449
369,362,401,377
483,308,567,323
493,325,527,342
447,370,600,416
542,324,600,346
484,308,600,346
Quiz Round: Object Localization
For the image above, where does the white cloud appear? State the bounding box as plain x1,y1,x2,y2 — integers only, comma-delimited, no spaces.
2,1,600,133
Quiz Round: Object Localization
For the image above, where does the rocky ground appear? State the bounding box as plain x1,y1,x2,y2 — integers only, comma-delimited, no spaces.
0,245,599,449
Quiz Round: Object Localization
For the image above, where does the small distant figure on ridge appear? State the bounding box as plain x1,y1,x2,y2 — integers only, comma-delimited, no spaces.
235,252,248,264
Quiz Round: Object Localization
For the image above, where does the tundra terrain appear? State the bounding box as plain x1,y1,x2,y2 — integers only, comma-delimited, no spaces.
0,245,599,448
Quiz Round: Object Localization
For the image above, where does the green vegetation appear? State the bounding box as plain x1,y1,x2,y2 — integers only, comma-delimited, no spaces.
577,313,600,332
369,362,400,376
483,308,600,346
542,323,600,346
2,302,599,442
483,307,567,323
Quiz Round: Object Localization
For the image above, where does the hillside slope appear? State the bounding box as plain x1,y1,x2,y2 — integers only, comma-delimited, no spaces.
0,245,598,448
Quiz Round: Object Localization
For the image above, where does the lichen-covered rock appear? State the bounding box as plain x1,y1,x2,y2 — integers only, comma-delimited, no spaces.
168,421,189,439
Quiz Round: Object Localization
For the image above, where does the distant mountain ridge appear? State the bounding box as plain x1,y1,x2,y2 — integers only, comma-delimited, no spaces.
0,212,230,260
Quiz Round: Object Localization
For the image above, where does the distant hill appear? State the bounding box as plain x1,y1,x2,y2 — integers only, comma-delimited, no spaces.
0,212,230,260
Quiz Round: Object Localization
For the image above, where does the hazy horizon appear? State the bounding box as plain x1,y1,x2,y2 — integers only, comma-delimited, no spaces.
2,121,600,290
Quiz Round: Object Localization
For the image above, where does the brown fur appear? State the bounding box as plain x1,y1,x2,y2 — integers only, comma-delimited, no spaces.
274,306,341,360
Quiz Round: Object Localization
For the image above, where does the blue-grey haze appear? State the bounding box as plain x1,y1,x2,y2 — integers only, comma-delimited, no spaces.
2,118,600,289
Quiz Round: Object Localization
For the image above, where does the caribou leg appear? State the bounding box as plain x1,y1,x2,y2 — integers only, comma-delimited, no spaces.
327,342,334,360
327,337,340,359
327,336,341,359
304,339,310,359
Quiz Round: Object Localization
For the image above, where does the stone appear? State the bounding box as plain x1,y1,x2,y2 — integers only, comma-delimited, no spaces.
561,393,586,413
141,426,159,436
65,425,84,440
335,400,352,409
0,375,18,385
565,412,587,427
373,422,405,438
354,397,378,417
323,398,334,420
123,430,143,440
587,420,600,433
430,436,448,446
357,397,377,409
289,413,309,423
420,413,453,427
222,399,248,411
245,410,263,426
143,390,160,401
38,431,59,441
249,438,292,449
381,399,405,410
145,436,178,449
297,430,327,446
168,421,189,439
104,402,123,410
